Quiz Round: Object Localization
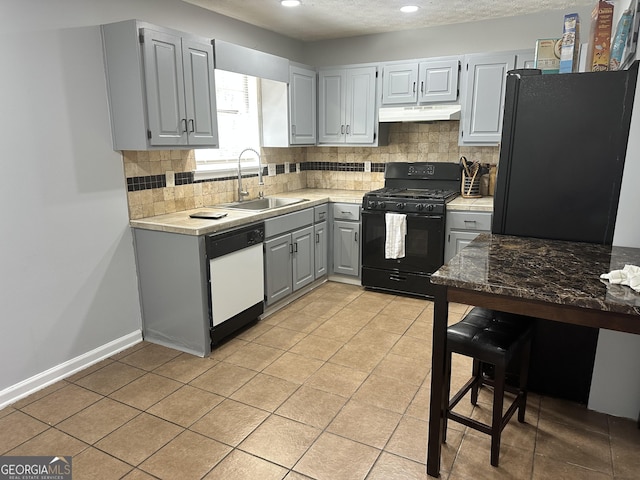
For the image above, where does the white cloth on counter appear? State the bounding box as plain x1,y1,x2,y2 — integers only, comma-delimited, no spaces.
600,264,640,293
385,212,407,259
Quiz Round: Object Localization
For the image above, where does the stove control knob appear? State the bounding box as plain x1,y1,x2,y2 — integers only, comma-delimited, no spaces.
396,202,406,210
427,204,435,212
416,204,424,211
367,200,377,209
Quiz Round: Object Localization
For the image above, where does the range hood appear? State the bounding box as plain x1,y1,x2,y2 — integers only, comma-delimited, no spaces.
378,104,461,122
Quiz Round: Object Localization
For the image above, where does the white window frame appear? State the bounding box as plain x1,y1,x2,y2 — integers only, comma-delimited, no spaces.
194,71,261,181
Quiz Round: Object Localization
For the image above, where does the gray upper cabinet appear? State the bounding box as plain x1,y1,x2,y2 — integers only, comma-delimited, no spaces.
458,52,515,145
382,57,460,105
289,65,317,145
318,65,378,145
458,49,534,146
101,20,218,150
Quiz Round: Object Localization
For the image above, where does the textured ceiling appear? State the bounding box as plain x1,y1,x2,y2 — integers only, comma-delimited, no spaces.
183,0,595,41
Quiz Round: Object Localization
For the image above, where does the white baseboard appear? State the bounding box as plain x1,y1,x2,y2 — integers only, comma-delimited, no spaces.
0,330,143,410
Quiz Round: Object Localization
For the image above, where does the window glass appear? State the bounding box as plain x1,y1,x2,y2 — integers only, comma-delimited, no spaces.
194,70,261,179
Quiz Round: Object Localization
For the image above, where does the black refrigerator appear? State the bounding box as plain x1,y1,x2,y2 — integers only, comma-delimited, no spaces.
492,63,638,403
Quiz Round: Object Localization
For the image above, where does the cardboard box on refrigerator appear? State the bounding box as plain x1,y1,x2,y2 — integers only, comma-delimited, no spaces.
586,0,615,71
559,13,580,73
535,38,562,74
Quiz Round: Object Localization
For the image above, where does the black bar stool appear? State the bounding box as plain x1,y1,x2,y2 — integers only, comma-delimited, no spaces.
444,307,534,467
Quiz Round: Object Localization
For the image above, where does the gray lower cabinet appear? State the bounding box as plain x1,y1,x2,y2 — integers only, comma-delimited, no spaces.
314,221,328,278
331,203,361,278
444,210,492,264
264,228,314,305
264,207,328,306
133,228,211,357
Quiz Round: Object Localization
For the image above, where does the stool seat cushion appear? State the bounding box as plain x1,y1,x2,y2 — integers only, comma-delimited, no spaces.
447,307,533,365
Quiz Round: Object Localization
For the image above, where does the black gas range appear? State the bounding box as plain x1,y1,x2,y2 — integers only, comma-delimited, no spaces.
361,162,461,298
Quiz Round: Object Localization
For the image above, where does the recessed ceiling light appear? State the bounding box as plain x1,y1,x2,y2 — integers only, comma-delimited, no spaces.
281,0,301,6
400,5,420,13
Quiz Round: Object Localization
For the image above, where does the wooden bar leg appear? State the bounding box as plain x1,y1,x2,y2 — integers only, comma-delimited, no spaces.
443,350,452,444
518,338,532,423
427,284,449,478
491,363,506,467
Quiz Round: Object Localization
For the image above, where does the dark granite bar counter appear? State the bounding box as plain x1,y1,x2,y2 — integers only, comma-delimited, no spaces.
427,233,640,477
431,233,640,317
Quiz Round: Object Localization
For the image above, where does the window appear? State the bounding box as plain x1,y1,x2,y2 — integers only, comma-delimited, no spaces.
194,70,261,180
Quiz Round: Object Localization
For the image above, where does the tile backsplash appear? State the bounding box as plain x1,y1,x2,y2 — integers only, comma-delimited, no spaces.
123,121,499,220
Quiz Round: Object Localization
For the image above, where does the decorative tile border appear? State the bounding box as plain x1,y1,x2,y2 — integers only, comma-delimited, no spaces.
125,162,385,192
126,174,166,192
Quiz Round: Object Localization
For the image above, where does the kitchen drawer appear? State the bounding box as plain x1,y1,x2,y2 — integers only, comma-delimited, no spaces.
333,203,361,221
314,204,329,223
446,211,492,231
265,208,314,238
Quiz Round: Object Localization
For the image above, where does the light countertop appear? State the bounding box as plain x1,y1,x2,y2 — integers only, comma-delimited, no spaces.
130,189,495,236
447,196,494,212
130,189,368,236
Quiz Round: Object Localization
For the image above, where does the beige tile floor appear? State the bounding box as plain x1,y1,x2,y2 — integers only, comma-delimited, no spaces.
2,281,640,479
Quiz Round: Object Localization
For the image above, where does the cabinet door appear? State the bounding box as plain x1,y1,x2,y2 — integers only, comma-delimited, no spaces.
314,221,328,278
460,53,515,144
418,59,459,103
292,226,315,291
381,63,418,105
264,234,293,305
290,66,317,145
333,220,360,277
142,29,188,146
345,66,377,144
182,39,218,146
318,69,346,143
445,230,482,264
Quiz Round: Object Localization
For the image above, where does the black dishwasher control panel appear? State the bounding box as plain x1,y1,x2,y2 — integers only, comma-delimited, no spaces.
206,222,265,259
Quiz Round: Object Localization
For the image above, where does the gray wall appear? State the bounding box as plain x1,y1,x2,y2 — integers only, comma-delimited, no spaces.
0,0,301,405
302,8,593,66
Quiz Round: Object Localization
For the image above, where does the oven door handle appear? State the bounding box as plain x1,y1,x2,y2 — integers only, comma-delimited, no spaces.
362,211,443,220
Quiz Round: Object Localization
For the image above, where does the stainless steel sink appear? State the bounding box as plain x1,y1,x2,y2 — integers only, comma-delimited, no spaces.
220,197,308,211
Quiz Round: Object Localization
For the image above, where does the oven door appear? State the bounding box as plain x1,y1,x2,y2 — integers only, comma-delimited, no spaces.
361,210,445,275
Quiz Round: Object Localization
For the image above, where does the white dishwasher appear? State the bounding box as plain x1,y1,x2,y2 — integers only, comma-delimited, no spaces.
206,222,265,344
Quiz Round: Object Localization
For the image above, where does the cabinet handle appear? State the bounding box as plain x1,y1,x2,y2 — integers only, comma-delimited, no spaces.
355,232,358,243
181,118,188,133
346,125,351,135
413,81,416,93
341,125,345,134
292,124,296,135
289,244,293,254
294,243,298,253
316,233,320,243
420,81,424,94
188,119,194,133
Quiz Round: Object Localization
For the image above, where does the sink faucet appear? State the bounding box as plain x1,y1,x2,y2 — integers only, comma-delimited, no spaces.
238,148,264,201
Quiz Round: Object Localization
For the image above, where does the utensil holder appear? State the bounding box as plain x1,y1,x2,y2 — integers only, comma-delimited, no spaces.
461,169,482,198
